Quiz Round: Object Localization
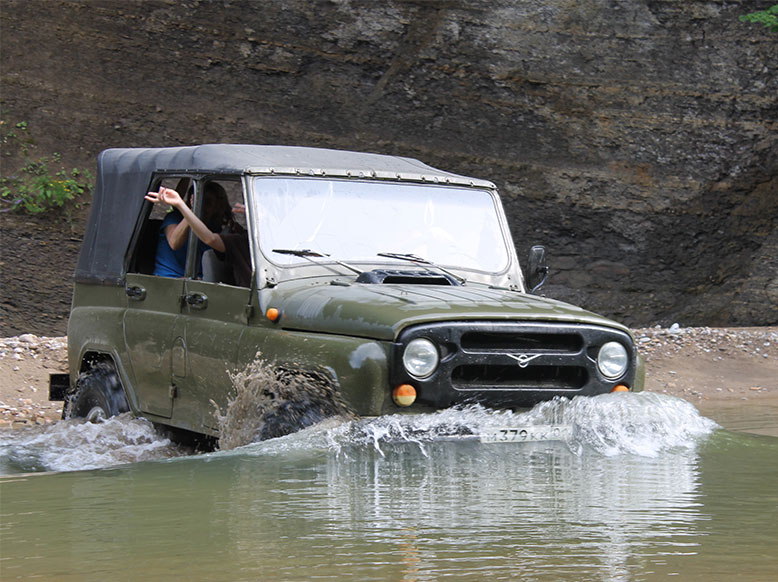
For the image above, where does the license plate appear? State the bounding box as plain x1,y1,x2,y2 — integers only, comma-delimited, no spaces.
480,425,574,443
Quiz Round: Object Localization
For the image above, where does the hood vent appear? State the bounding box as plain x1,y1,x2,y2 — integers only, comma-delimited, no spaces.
356,269,460,286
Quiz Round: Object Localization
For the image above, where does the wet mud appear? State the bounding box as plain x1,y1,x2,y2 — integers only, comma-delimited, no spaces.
212,355,356,450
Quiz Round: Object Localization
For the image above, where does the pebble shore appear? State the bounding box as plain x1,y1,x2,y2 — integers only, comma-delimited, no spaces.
1,334,67,428
635,325,777,360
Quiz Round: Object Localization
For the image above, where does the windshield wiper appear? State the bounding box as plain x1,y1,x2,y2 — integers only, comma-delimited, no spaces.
377,252,466,284
272,249,362,275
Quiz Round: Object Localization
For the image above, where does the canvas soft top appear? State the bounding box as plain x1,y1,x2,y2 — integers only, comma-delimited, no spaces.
75,144,494,285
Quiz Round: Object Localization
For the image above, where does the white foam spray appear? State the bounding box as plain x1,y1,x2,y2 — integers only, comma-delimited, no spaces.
235,392,718,458
0,415,186,474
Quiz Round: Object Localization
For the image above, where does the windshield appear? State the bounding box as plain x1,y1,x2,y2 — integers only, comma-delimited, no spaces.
251,177,511,273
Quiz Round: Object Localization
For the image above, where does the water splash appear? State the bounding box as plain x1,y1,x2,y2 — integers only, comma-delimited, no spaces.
213,355,356,450
237,392,718,458
523,392,719,457
0,392,719,475
0,415,187,474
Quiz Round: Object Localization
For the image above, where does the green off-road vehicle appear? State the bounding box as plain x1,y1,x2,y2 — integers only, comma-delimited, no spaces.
51,145,644,441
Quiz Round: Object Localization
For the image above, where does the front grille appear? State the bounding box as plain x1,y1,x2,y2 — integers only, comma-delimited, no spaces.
452,364,588,390
391,321,637,408
460,331,582,352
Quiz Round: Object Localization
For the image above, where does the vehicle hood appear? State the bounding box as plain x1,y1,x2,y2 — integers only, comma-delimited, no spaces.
266,280,629,341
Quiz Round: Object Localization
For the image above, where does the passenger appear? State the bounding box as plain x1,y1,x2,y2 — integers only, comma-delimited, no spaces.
145,185,251,287
146,182,231,279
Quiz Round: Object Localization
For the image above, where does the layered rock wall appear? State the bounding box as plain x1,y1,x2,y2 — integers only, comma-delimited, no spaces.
1,0,776,330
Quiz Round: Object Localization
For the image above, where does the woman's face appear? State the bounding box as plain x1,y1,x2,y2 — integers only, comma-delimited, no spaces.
202,186,228,222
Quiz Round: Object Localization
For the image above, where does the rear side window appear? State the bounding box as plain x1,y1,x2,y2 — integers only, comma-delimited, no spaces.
127,177,191,275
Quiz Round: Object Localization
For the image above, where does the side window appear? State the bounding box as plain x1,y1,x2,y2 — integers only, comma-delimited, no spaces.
128,177,192,276
195,179,251,287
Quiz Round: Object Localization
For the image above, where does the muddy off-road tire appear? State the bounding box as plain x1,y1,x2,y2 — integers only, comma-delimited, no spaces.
254,371,353,441
258,398,344,441
64,362,130,422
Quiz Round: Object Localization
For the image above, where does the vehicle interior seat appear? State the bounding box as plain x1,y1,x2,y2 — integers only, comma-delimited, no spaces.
202,249,231,284
130,218,162,275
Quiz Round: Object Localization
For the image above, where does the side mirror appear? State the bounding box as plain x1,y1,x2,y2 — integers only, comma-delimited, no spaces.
525,245,548,294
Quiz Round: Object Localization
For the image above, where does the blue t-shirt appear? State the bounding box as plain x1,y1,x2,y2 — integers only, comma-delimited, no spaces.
153,210,210,278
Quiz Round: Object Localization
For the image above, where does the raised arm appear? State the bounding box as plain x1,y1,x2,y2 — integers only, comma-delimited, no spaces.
162,215,190,251
145,187,226,253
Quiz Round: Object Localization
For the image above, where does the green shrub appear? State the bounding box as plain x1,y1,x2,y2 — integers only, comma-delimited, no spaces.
1,120,92,214
739,5,778,32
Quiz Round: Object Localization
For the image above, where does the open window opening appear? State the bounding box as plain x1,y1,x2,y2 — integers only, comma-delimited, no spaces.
128,177,191,276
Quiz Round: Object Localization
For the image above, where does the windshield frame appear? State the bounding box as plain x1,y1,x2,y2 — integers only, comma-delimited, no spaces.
247,175,522,288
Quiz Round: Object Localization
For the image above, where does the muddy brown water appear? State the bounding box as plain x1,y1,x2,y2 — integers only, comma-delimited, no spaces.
1,394,776,581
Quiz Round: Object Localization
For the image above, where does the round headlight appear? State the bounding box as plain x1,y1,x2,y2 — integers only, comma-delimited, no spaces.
598,341,629,379
403,338,439,378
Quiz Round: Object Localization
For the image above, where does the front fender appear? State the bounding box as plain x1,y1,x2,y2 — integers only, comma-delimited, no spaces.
236,328,392,416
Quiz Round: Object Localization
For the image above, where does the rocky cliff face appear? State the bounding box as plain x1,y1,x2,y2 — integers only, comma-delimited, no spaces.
1,0,775,333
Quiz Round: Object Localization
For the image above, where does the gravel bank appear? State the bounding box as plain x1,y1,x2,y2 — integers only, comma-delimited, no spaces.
635,326,777,360
636,326,778,404
0,335,67,428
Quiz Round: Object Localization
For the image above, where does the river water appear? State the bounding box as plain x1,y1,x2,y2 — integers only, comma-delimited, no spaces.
1,393,776,581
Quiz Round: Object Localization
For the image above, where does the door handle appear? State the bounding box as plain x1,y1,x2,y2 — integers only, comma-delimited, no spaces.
183,292,208,310
126,285,146,301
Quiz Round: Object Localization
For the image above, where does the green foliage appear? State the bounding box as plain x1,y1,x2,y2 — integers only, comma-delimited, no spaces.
1,118,93,214
739,5,778,32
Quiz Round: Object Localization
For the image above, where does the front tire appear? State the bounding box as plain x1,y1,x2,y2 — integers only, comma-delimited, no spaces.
256,371,353,441
258,397,343,441
64,362,130,422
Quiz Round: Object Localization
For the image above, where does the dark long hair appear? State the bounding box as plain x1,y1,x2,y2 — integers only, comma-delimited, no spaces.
204,181,244,234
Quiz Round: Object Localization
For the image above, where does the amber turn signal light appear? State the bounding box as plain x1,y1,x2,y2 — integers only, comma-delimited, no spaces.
392,384,417,407
611,385,629,393
266,308,280,322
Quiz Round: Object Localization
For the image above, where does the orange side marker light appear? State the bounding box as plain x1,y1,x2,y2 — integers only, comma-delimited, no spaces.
393,384,417,407
611,385,629,393
266,308,281,322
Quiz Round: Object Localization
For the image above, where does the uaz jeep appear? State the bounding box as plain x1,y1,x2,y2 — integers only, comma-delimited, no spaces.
51,145,644,439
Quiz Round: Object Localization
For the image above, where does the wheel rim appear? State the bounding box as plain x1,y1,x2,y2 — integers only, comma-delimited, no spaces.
85,406,108,423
